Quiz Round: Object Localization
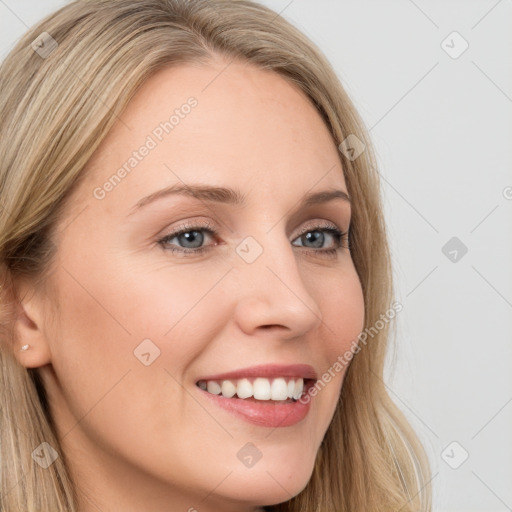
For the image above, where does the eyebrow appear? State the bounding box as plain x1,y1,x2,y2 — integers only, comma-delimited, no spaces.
128,183,351,216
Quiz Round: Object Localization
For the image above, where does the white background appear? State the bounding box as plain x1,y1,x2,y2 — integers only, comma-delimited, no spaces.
1,1,511,511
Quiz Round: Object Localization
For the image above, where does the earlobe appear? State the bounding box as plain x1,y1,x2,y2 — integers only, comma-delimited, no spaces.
12,284,52,369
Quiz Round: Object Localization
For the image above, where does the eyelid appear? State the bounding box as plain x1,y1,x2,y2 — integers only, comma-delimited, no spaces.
159,218,217,238
294,219,341,236
160,218,345,241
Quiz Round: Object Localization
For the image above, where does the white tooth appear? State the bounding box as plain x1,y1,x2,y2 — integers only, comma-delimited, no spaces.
207,381,221,395
236,378,253,399
253,377,271,400
221,380,236,398
198,380,207,390
293,378,304,400
270,378,288,401
287,379,295,399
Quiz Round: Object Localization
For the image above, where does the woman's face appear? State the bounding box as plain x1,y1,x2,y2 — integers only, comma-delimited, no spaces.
25,58,365,511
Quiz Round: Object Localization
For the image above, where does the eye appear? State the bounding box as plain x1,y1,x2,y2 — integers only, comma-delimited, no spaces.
292,224,349,256
157,221,349,257
157,221,219,256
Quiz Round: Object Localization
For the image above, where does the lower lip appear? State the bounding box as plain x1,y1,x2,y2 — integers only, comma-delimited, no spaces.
198,389,312,428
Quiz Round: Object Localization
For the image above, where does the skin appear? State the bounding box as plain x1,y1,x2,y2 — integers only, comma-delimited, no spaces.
14,56,365,512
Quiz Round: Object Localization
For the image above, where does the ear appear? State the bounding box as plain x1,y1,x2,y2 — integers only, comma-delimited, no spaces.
12,278,52,368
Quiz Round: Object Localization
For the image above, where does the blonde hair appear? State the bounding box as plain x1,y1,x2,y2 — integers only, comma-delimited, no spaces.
0,1,432,510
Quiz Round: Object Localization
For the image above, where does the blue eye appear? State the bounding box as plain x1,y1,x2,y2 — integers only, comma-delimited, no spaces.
157,222,219,256
157,222,349,257
292,226,349,255
167,229,209,249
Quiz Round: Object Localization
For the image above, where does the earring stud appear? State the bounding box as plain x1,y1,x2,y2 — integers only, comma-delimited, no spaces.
20,344,30,351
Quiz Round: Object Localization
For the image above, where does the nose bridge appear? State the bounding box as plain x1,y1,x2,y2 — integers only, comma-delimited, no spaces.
231,227,323,337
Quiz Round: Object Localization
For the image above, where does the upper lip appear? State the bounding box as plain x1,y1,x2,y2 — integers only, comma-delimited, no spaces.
196,364,318,382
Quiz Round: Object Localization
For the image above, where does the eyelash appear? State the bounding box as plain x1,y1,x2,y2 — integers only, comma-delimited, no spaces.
157,220,349,258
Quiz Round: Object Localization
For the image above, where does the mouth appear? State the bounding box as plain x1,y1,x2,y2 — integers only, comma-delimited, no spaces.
194,364,317,427
196,376,315,403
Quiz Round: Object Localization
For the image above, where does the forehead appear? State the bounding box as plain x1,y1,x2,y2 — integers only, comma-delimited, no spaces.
78,59,347,216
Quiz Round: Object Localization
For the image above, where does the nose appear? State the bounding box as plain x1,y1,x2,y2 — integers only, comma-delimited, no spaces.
231,233,323,340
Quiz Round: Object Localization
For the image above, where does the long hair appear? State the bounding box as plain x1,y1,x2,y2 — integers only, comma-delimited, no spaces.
0,1,432,510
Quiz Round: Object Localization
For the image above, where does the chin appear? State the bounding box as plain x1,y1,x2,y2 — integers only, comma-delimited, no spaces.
215,457,315,507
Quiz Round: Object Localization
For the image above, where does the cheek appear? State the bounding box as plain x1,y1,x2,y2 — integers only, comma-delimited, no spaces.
45,261,225,481
318,266,365,356
309,267,365,408
47,254,226,417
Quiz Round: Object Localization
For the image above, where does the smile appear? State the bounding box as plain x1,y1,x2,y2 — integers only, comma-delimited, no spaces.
195,364,317,427
197,377,305,401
